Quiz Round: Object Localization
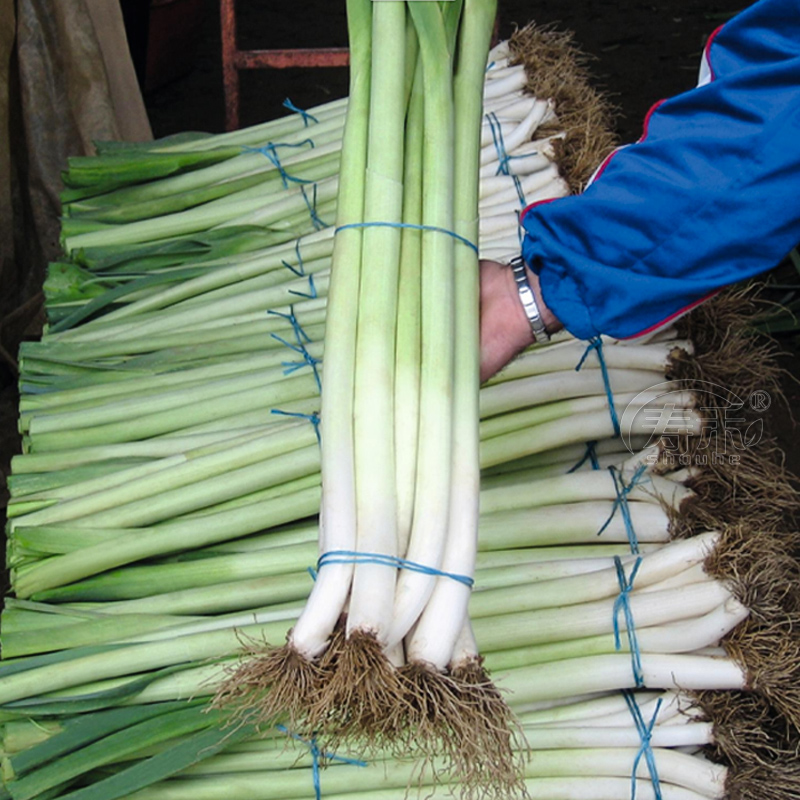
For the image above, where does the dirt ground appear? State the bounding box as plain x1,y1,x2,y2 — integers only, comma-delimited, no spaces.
1,0,798,586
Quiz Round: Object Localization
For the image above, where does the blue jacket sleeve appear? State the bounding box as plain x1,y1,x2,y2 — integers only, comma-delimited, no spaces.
520,0,800,340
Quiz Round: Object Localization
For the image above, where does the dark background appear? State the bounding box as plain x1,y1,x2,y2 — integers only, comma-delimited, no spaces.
144,0,746,142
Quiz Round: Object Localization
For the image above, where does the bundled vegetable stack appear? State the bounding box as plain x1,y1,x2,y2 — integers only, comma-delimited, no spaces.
208,0,529,781
2,3,800,800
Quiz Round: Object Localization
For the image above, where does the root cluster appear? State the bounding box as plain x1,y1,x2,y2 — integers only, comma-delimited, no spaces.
660,288,800,766
211,627,523,799
509,23,619,192
695,690,800,800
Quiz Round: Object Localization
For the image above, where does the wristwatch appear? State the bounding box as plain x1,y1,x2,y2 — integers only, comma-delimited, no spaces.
508,255,550,344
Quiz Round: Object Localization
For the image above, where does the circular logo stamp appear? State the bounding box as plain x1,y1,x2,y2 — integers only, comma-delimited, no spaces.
748,390,771,413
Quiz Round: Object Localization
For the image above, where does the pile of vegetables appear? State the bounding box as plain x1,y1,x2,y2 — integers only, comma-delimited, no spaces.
2,2,800,799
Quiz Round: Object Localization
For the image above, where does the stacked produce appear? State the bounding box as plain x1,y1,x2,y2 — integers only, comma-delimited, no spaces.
2,4,800,800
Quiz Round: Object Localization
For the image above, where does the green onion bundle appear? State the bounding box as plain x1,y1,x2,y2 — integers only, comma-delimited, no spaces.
3,11,800,800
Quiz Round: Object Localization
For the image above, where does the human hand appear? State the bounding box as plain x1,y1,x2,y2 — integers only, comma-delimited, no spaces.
479,258,561,382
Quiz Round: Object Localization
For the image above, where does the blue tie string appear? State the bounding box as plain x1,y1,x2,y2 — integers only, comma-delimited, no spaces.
243,140,315,189
335,222,478,255
282,98,319,126
270,333,322,390
268,307,312,345
276,725,367,800
267,308,321,390
567,440,601,473
289,272,318,300
301,184,329,230
317,550,475,588
485,111,529,210
596,464,649,554
486,111,512,178
622,691,664,800
271,409,321,444
613,555,645,688
281,239,307,277
576,336,621,438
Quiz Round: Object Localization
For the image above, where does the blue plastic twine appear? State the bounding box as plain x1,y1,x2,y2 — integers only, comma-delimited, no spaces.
289,272,318,300
485,111,528,212
271,409,321,444
613,555,645,688
486,111,512,177
622,691,664,800
281,239,307,277
301,184,329,230
597,464,649,554
567,440,601,473
317,550,475,588
283,98,319,126
269,307,312,345
276,725,366,800
576,336,621,438
334,222,478,255
243,140,315,189
270,333,322,391
267,307,321,390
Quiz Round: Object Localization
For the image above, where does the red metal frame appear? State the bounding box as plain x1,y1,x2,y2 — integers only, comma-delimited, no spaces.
220,0,350,130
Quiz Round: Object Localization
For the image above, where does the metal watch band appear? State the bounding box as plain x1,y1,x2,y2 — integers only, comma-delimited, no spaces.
508,255,550,344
